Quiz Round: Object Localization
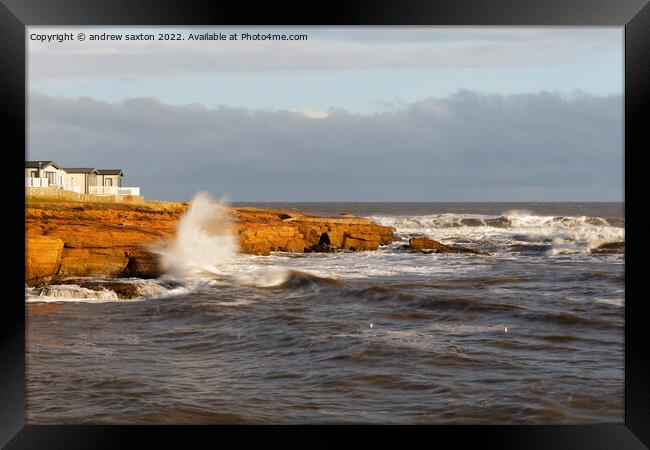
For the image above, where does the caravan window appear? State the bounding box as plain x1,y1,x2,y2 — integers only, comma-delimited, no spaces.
45,171,55,185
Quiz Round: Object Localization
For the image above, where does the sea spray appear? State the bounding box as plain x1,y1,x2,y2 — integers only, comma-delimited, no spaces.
155,192,239,278
153,192,293,287
373,211,624,254
236,266,291,288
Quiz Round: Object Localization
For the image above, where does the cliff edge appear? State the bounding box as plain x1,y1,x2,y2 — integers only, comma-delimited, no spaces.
25,200,395,286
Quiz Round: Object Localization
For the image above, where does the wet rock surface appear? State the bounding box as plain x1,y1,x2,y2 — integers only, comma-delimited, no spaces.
407,237,488,255
590,241,625,254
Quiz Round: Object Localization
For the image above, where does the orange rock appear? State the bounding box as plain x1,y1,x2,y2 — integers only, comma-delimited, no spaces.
283,239,305,253
342,232,381,251
125,253,162,278
25,235,64,285
25,200,396,284
324,228,345,248
243,241,272,256
408,237,486,255
58,255,130,277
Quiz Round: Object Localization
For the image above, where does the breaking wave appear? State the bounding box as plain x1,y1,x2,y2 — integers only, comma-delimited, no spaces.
30,285,119,301
25,278,188,303
373,210,624,255
152,192,239,278
152,192,299,288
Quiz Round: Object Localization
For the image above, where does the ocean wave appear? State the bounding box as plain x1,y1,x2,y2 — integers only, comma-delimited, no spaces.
29,284,119,301
274,270,343,290
25,278,187,303
372,211,624,254
373,212,623,232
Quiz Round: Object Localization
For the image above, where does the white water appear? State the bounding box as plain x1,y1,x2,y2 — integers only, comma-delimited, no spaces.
154,192,240,278
25,278,190,303
31,285,119,301
372,210,624,255
25,203,624,303
151,192,295,287
153,204,624,288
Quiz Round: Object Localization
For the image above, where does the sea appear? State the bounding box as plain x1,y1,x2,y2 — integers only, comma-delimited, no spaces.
26,201,625,424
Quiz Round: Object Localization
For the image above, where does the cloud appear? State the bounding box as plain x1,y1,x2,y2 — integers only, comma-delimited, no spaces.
28,27,622,84
288,109,330,119
27,90,623,201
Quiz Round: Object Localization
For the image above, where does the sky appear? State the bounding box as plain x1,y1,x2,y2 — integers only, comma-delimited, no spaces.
27,26,624,201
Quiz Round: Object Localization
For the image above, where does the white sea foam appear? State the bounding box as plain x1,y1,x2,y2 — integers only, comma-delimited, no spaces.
153,192,239,278
150,192,296,286
220,251,483,282
235,266,291,287
143,197,624,289
372,211,624,255
30,285,119,301
25,296,144,304
427,323,512,335
594,297,624,307
25,279,189,303
215,299,256,307
28,204,623,306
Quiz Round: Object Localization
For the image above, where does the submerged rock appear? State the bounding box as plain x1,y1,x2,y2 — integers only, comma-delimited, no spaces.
508,244,550,253
459,218,484,227
305,232,333,253
51,278,169,299
407,237,487,255
304,243,333,253
590,241,625,254
484,217,512,228
32,284,119,300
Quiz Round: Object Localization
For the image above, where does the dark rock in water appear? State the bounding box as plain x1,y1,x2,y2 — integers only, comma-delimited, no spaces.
512,234,552,243
484,217,512,228
508,244,550,253
591,241,625,254
318,232,331,246
51,278,167,299
304,243,333,253
125,255,161,279
407,237,488,255
158,279,184,289
459,218,484,227
53,278,140,298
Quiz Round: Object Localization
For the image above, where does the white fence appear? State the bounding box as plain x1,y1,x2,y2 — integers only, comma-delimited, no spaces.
26,178,82,193
89,186,141,196
26,177,49,188
28,178,139,196
63,184,82,193
118,187,140,196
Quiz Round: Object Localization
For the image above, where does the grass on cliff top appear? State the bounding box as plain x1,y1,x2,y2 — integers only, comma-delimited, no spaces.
25,196,328,218
26,195,188,213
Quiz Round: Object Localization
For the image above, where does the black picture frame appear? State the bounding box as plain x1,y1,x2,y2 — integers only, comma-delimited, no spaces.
2,0,648,448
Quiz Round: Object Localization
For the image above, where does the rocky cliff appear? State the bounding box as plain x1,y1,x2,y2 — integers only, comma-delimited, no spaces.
25,200,395,286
